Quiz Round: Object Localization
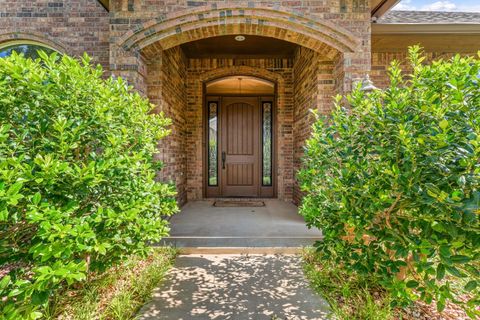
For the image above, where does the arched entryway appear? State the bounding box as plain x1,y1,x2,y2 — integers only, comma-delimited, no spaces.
109,3,370,205
188,65,291,202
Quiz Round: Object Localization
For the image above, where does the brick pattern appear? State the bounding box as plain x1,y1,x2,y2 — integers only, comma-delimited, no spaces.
371,51,479,89
292,47,336,205
109,0,371,97
147,47,188,205
117,4,360,55
0,0,109,69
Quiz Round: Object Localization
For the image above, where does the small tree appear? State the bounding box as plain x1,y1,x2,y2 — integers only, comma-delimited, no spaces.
299,47,480,317
0,52,177,319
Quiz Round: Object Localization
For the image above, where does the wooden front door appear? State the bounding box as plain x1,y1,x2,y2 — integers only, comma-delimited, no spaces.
221,97,260,197
205,96,275,198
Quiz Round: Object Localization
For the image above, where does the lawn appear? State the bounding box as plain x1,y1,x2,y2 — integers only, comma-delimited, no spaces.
43,248,177,320
303,248,476,320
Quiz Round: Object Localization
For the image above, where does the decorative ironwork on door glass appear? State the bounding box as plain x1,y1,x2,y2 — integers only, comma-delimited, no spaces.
208,102,218,186
262,102,272,186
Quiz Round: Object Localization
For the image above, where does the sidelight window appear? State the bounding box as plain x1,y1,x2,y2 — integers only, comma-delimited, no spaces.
208,102,218,186
262,102,273,186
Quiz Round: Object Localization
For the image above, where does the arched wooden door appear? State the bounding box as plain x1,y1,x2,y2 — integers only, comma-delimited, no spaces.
205,96,275,198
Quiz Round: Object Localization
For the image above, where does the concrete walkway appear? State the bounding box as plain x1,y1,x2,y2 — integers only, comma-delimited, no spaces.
138,254,330,320
161,200,323,249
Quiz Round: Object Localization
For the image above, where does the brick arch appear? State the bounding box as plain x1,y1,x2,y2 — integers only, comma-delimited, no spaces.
117,3,360,59
186,65,292,200
0,31,71,54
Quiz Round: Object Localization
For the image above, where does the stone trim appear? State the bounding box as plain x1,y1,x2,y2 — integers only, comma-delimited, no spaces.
116,3,360,58
0,31,71,55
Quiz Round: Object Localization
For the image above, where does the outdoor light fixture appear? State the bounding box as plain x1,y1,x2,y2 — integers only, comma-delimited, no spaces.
238,77,243,94
235,35,246,42
360,74,378,92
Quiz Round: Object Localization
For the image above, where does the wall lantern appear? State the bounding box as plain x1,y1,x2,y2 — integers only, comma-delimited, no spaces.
360,74,378,92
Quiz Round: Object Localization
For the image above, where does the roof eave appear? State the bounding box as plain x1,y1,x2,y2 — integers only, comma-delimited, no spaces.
98,0,109,11
371,0,401,19
372,23,480,34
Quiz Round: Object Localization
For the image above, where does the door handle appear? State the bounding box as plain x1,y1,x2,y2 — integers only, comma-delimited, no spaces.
222,151,226,170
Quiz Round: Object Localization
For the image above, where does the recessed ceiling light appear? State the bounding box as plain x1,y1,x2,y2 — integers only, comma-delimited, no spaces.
235,35,246,42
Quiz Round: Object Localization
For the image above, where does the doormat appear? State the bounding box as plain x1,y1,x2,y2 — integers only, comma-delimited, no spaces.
213,201,265,207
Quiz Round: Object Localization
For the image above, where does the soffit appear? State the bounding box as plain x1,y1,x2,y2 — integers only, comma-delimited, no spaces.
180,35,298,59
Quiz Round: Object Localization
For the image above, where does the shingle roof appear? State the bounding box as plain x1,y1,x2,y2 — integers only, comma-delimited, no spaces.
377,10,480,24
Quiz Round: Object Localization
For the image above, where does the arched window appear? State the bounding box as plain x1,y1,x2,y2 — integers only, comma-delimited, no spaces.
0,40,58,60
206,76,275,95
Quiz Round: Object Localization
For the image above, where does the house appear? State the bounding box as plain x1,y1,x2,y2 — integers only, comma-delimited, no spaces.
1,0,479,206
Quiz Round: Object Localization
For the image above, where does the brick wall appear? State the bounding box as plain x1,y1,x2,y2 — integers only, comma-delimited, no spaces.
147,47,188,205
371,34,480,88
292,47,336,205
0,0,109,68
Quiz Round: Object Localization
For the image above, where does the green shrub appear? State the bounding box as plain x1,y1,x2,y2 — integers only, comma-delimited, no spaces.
299,47,480,317
0,51,178,319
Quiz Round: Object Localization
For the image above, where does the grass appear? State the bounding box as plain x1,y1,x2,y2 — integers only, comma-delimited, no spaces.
302,247,395,320
302,248,478,320
43,247,177,320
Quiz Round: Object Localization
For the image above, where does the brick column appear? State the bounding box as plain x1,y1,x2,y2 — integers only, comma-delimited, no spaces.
109,44,148,95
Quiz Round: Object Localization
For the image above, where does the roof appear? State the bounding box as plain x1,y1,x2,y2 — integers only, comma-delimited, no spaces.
377,10,480,24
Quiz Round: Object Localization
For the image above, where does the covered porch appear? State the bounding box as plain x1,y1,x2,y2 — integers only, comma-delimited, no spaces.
110,4,370,207
162,200,322,251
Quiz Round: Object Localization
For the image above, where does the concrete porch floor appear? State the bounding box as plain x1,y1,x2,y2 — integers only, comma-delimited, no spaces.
161,200,323,250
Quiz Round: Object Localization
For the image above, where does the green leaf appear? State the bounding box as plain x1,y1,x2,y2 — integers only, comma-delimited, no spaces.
0,209,8,222
439,119,449,130
406,280,419,288
31,291,49,306
450,255,471,264
7,182,23,196
437,299,446,312
0,275,11,290
32,192,41,205
464,280,477,292
446,266,464,278
436,264,446,281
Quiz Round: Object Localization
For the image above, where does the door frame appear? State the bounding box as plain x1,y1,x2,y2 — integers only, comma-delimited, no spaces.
202,81,278,198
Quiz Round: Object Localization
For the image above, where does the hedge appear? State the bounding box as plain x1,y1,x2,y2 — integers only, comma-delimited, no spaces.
299,47,480,317
0,51,178,319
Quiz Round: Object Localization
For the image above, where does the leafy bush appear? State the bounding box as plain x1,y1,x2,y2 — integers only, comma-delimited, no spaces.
0,51,178,319
299,47,480,317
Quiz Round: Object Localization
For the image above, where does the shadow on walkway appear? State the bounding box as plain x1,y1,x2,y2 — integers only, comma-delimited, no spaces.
138,254,330,320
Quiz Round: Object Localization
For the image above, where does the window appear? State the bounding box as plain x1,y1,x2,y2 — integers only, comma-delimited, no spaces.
0,41,57,60
208,102,218,186
206,76,274,95
262,102,273,186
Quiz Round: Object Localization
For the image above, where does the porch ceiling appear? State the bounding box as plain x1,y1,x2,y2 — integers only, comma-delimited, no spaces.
180,35,298,59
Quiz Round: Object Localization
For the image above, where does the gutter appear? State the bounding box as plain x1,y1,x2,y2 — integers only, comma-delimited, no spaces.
372,0,401,19
372,23,480,34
